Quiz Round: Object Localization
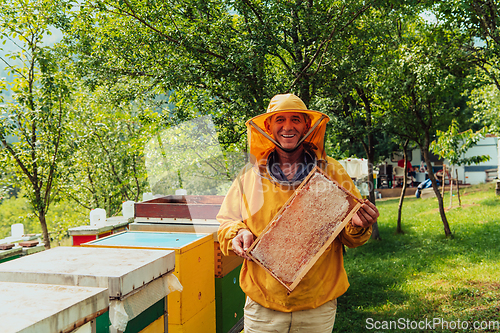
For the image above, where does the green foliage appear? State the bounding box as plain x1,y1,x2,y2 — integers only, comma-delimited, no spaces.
0,193,34,239
45,200,87,243
430,119,490,166
0,193,86,241
380,20,475,146
0,0,74,248
433,1,500,93
0,77,5,102
469,82,500,134
62,0,382,150
1,0,500,247
65,84,161,215
145,115,247,196
314,6,403,161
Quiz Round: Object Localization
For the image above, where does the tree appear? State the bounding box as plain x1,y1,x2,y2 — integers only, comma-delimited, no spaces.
433,1,500,136
0,0,72,249
64,84,159,215
430,119,490,207
313,6,418,240
59,0,408,238
380,15,477,238
395,139,411,234
435,1,500,92
63,0,377,147
469,80,500,134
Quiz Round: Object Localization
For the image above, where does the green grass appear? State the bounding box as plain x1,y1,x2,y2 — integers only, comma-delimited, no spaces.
334,182,500,332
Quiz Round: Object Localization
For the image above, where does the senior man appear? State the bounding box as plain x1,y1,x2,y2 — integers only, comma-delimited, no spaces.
217,93,379,332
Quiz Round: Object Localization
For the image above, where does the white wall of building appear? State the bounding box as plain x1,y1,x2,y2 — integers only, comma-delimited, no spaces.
460,136,498,184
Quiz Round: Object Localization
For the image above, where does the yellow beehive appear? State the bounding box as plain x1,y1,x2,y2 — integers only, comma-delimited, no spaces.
169,300,216,333
83,231,216,333
169,234,215,327
139,316,165,333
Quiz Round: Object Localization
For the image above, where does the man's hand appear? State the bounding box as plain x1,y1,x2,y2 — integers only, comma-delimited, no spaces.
232,228,255,261
351,199,380,228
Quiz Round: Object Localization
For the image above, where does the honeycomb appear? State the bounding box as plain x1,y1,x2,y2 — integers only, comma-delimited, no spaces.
249,172,351,285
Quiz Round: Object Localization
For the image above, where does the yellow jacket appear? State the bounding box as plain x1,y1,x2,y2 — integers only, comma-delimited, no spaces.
217,157,372,312
217,94,372,312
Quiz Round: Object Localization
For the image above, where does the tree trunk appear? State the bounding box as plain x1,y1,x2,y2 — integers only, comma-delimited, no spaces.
449,165,454,209
456,168,462,207
422,147,452,237
38,213,51,249
441,164,446,198
367,145,381,240
396,139,409,234
356,86,381,240
370,222,381,241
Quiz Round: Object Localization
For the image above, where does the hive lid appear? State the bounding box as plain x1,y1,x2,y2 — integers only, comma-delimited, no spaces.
0,281,108,333
0,246,175,299
129,221,220,240
83,231,212,253
68,220,130,235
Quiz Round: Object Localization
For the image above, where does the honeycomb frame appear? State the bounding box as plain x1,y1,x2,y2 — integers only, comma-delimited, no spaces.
246,166,363,292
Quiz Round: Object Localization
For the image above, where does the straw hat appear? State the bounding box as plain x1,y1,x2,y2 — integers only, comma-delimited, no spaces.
246,94,328,131
245,94,330,161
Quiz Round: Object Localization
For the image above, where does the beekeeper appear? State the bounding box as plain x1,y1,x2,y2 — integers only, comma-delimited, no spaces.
217,93,379,332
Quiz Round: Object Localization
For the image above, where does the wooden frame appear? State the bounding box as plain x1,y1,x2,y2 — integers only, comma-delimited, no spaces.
246,166,362,293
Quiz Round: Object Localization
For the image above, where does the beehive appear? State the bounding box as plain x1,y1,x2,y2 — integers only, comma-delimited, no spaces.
82,231,216,333
247,167,362,292
132,195,245,333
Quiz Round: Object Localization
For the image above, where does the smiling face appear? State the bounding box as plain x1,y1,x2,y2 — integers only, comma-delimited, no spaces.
266,112,310,150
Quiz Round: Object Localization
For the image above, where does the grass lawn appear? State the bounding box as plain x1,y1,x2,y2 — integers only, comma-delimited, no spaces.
334,182,500,332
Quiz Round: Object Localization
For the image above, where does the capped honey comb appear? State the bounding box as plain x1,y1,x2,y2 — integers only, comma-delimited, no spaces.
246,167,362,292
